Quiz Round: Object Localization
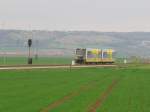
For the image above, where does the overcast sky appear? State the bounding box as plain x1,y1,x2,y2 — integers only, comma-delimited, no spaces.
0,0,150,31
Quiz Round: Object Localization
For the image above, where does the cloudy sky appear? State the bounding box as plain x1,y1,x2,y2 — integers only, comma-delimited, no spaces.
0,0,150,31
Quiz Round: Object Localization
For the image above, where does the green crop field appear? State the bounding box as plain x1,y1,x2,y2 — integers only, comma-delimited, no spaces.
0,57,72,65
0,66,150,112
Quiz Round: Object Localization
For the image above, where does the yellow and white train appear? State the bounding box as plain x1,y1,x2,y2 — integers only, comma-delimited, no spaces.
74,48,115,64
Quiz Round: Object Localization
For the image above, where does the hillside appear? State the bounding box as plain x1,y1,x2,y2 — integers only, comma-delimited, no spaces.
0,30,150,57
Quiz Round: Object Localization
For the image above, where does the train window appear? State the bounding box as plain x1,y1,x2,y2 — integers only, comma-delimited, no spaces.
87,51,97,58
76,49,85,56
76,50,82,55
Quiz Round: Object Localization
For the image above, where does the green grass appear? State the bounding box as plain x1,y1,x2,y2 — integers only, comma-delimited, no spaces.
0,57,72,65
0,67,150,112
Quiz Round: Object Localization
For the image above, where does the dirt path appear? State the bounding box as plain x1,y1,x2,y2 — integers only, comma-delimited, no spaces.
40,75,111,112
88,78,121,112
40,85,90,112
40,92,78,112
0,65,117,70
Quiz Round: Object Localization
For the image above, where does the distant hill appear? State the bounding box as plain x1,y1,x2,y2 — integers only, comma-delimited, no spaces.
0,30,150,57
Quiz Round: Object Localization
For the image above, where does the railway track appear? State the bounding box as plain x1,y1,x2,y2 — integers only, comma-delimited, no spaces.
0,64,117,70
